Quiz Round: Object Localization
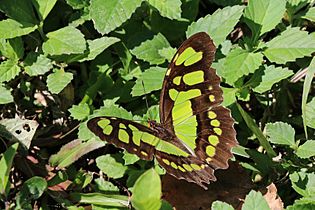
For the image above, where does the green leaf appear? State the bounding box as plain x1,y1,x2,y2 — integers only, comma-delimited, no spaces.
305,97,315,129
43,26,86,55
50,138,105,167
0,143,18,196
158,47,177,62
131,66,166,96
95,178,119,193
70,193,129,207
287,203,315,210
147,0,182,20
131,169,162,210
0,59,21,83
242,190,270,210
253,65,293,93
290,171,315,198
79,36,120,62
0,37,24,60
16,176,47,209
244,0,286,37
131,33,171,65
24,52,53,76
0,85,13,104
220,48,263,85
211,200,234,210
90,0,143,34
296,140,315,159
31,0,57,21
263,27,315,64
69,103,90,120
96,154,127,179
265,122,296,147
47,69,74,94
66,0,89,9
0,19,37,39
303,6,315,22
221,87,237,107
123,152,140,165
186,5,244,46
0,0,37,24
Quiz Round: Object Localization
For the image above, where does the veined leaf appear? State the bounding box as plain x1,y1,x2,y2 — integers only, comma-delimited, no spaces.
90,0,143,34
70,192,129,207
0,0,37,24
290,171,315,198
265,122,296,148
96,154,127,179
0,59,21,83
131,33,171,65
147,0,182,20
24,52,53,76
0,37,24,60
31,0,57,21
303,7,315,22
69,103,90,120
305,97,315,129
296,140,315,159
253,65,293,93
0,19,37,39
211,201,234,210
263,27,315,64
47,69,74,94
0,85,13,104
242,190,270,210
186,5,244,46
222,87,237,107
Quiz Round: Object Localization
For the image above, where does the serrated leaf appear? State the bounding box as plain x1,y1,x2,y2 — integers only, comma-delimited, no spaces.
0,0,37,24
0,37,24,60
96,154,127,179
158,47,177,62
303,7,315,22
131,33,170,65
305,97,315,129
244,0,286,37
296,140,315,159
211,201,234,210
186,5,244,46
47,69,73,94
31,0,57,21
0,59,20,83
147,0,182,20
24,52,53,76
220,48,263,85
43,26,86,55
253,65,293,93
0,19,37,39
66,0,89,9
221,87,237,107
263,27,315,64
290,171,315,198
0,85,13,104
90,0,143,34
242,190,270,210
265,122,296,147
131,169,162,210
79,36,120,62
131,66,166,96
69,103,90,120
50,138,105,167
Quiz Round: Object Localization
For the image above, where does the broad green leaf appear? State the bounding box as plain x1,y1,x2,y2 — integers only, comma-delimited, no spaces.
296,140,315,159
287,203,315,210
242,190,270,210
79,37,120,62
0,37,24,60
220,48,263,85
131,33,171,65
95,178,119,193
244,0,286,37
305,97,315,129
123,152,140,165
47,69,74,94
0,118,38,149
0,19,37,39
66,0,89,9
158,47,177,62
186,5,244,46
71,193,129,207
96,154,127,179
211,201,234,210
147,0,182,20
221,87,237,107
16,176,47,209
90,0,143,34
263,27,315,64
24,52,53,76
265,122,296,147
290,171,315,198
131,66,166,96
0,0,37,24
31,0,57,21
0,59,20,83
69,103,90,120
0,85,13,104
303,7,315,22
237,103,276,157
131,169,162,210
0,143,18,196
253,65,293,93
50,138,105,167
43,26,86,55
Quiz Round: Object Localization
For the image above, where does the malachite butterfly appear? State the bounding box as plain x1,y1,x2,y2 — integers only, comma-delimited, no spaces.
87,32,237,189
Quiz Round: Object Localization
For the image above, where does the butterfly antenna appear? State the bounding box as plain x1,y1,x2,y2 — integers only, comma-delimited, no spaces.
141,80,151,120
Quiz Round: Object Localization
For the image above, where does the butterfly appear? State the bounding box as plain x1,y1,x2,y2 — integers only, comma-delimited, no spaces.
87,32,237,189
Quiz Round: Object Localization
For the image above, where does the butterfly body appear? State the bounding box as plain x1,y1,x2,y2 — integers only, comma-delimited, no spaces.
87,32,237,189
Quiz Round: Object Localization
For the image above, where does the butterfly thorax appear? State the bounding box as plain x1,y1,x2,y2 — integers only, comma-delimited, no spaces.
148,120,174,140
